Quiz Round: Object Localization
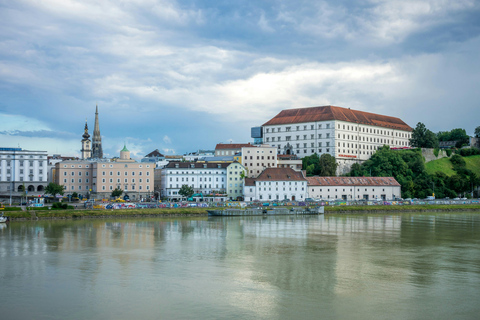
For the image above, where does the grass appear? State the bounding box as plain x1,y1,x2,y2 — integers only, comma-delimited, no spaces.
4,204,480,220
425,154,480,177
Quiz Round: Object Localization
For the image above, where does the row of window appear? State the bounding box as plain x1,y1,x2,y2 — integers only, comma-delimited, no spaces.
170,177,224,182
169,184,224,189
266,123,332,133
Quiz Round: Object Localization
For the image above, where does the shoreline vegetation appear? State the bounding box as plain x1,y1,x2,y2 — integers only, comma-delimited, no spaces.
4,204,480,221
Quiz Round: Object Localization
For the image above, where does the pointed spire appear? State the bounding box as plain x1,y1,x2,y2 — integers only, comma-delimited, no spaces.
92,104,103,158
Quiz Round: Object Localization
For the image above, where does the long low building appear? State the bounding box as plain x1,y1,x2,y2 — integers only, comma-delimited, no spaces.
306,176,401,201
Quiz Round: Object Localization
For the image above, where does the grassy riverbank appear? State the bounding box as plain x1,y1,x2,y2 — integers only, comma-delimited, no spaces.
4,204,480,221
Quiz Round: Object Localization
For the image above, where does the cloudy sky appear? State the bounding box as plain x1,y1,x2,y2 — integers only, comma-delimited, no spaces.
1,0,479,159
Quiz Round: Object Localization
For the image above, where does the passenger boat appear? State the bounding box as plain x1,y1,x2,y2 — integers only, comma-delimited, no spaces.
207,206,324,216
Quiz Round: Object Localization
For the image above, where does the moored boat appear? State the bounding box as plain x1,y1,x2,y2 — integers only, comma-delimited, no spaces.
208,206,324,216
0,213,9,223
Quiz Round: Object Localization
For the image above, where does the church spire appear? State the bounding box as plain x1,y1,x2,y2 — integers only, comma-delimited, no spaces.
92,104,103,158
81,118,92,159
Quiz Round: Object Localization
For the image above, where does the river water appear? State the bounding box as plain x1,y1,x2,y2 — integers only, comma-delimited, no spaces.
1,213,479,320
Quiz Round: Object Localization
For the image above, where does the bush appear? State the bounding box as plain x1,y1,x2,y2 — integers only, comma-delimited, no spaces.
433,148,439,157
52,202,68,210
446,149,452,157
450,154,466,167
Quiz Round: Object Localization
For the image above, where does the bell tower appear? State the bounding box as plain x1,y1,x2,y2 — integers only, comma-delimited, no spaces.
81,119,92,159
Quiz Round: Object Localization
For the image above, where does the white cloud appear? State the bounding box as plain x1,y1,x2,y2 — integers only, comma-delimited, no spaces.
163,135,172,144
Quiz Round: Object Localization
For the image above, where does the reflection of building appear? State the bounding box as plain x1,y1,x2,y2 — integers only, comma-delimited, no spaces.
55,145,154,200
262,105,412,174
0,147,48,201
307,176,401,201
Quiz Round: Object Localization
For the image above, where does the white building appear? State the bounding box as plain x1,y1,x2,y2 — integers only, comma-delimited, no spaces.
306,176,401,201
262,105,412,174
240,145,277,178
226,162,245,200
0,147,48,201
161,162,228,200
243,167,307,201
215,143,253,156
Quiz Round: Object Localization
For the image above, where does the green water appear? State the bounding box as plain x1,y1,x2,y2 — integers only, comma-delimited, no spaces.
1,213,479,320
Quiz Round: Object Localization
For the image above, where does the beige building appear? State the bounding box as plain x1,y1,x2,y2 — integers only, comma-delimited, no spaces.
215,143,253,156
55,145,154,201
240,145,277,178
277,154,302,172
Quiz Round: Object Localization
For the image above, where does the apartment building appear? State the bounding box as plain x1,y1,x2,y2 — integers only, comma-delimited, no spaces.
240,145,277,178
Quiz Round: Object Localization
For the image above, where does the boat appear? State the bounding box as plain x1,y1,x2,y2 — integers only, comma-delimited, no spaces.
208,206,324,216
0,213,9,223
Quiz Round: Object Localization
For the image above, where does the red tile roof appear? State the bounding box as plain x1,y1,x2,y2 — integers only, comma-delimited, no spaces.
244,178,256,186
262,105,412,131
215,143,253,150
256,167,306,182
306,176,400,187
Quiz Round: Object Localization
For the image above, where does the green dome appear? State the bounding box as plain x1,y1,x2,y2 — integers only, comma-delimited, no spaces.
121,144,129,152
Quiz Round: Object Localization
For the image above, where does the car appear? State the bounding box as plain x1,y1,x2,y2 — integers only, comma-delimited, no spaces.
461,197,467,200
453,198,460,200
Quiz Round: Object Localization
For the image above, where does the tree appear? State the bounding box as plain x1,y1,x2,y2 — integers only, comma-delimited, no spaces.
239,170,246,179
318,154,338,176
45,182,64,198
111,187,123,198
178,184,194,199
410,122,438,148
437,128,469,148
475,126,480,138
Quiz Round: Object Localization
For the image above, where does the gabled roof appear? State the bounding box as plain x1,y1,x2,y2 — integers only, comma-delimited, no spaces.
306,176,400,187
263,105,412,131
215,143,253,150
244,178,256,186
256,167,306,182
145,149,164,157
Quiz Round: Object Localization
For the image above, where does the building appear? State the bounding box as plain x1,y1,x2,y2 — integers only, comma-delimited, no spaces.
81,119,92,159
142,149,165,163
239,145,277,178
306,176,401,201
277,154,303,172
160,162,229,200
215,143,253,156
91,105,103,159
55,145,154,201
243,167,307,201
262,105,412,174
226,162,246,200
0,147,48,202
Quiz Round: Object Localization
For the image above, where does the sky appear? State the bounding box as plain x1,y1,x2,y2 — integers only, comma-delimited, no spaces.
1,0,479,159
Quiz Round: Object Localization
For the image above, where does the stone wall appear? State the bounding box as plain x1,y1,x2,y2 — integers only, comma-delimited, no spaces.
421,148,450,163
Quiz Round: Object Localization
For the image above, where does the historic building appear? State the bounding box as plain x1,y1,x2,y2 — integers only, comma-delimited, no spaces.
243,167,308,202
0,147,48,202
262,105,412,174
239,145,277,178
91,105,103,159
81,119,92,159
160,162,228,200
55,145,154,201
306,176,401,201
226,162,246,200
215,143,253,156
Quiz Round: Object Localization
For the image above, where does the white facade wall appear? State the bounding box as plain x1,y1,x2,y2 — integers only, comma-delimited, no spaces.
243,180,307,202
243,184,256,201
241,145,277,178
308,185,401,201
161,165,227,198
263,120,412,174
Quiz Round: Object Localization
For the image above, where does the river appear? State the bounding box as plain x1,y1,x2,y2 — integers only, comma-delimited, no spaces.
1,213,479,320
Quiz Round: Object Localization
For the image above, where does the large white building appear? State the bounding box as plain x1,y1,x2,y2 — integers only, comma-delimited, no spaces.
0,147,48,202
306,176,401,201
262,105,412,174
243,167,308,202
161,162,229,200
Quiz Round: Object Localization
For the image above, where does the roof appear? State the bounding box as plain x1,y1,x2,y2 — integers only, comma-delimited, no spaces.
165,162,230,169
256,167,306,182
121,144,129,152
215,143,253,150
244,178,256,186
145,149,164,157
262,105,412,131
306,176,401,187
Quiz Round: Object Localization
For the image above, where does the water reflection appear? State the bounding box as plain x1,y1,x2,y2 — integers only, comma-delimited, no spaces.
0,213,479,320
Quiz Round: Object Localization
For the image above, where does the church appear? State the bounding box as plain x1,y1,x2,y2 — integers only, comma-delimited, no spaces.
81,105,103,159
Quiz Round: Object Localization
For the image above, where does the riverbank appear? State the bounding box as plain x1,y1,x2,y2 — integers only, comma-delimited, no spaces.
4,204,480,221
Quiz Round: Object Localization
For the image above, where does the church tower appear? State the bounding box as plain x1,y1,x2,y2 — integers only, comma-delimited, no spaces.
81,119,92,159
92,104,103,159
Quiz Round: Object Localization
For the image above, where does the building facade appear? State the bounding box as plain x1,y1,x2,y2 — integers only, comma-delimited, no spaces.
240,145,277,178
306,176,401,201
226,162,245,200
215,143,253,156
262,105,412,174
277,154,303,172
160,162,229,200
243,167,307,201
0,147,48,201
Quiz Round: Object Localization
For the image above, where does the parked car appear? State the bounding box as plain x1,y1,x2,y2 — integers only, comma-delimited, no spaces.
453,198,460,200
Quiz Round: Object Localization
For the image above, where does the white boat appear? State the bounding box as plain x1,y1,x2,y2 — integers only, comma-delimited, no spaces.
0,213,9,223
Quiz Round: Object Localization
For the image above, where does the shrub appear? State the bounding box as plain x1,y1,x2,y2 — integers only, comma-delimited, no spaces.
52,202,68,210
433,148,439,157
450,154,466,167
446,149,452,157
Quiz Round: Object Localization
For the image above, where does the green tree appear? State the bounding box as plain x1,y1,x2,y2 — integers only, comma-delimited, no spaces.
348,163,365,177
111,187,123,198
437,128,469,148
178,184,194,199
45,182,65,198
475,126,480,138
239,170,246,179
318,154,338,176
410,122,438,148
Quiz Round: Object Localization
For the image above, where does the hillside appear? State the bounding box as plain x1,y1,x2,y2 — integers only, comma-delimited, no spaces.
425,155,480,177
